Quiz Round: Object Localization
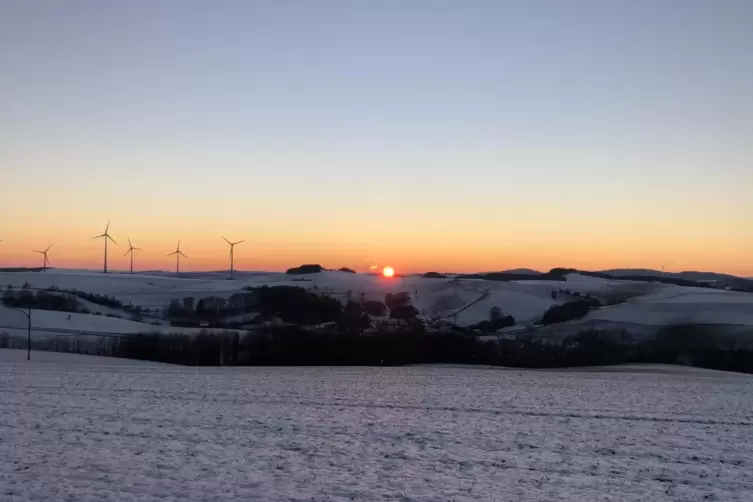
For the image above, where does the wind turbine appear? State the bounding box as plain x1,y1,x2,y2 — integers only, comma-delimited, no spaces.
92,221,117,273
124,238,143,274
222,237,244,279
33,245,53,273
167,241,187,274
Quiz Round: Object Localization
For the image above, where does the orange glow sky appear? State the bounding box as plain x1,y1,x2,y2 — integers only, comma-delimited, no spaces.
1,2,751,276
1,201,750,275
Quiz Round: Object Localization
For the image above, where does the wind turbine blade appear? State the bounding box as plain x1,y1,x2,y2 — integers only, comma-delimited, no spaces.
92,234,106,239
235,240,245,245
107,235,117,244
33,250,43,254
124,249,131,256
179,251,187,258
167,251,178,256
46,244,53,252
223,236,231,245
134,247,143,251
105,220,110,233
128,238,132,247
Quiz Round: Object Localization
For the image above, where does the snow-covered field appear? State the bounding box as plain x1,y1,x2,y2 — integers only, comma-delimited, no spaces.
586,287,753,327
1,350,752,501
1,269,752,339
0,304,241,339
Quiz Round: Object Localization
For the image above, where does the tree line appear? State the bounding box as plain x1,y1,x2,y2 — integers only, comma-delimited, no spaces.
2,283,146,317
6,322,749,374
164,286,420,331
2,284,79,312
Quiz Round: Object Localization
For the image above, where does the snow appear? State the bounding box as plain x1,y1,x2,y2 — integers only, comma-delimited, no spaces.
1,269,752,336
543,363,751,377
454,287,558,325
587,285,753,327
0,305,242,338
0,270,248,308
1,355,752,501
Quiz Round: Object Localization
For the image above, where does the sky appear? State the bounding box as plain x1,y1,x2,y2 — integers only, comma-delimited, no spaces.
1,0,751,275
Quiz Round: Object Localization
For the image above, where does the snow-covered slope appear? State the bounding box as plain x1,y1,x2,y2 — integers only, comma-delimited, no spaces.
2,268,752,331
0,270,249,307
587,287,753,326
0,304,239,338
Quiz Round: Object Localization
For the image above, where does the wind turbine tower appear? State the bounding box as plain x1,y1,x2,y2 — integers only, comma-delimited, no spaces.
92,221,117,273
223,237,244,279
168,241,187,274
33,245,53,273
124,238,143,274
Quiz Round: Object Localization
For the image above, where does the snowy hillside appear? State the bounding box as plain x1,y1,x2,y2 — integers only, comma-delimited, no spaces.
0,304,235,339
1,269,752,339
587,287,753,326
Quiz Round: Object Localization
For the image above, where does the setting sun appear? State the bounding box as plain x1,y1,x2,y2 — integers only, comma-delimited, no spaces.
382,266,395,278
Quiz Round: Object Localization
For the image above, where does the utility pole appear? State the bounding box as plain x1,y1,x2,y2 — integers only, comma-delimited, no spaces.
26,307,30,360
11,307,32,360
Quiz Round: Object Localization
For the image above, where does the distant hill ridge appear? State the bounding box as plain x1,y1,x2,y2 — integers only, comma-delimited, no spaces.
600,269,746,282
594,268,753,292
502,268,542,275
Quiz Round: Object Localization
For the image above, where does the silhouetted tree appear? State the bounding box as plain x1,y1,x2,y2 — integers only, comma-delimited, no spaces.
342,301,364,334
254,286,342,324
385,292,411,311
469,315,516,332
540,299,600,325
286,264,325,275
363,300,388,317
391,305,419,324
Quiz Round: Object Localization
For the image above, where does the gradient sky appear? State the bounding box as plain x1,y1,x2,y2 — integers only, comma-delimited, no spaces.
1,0,751,275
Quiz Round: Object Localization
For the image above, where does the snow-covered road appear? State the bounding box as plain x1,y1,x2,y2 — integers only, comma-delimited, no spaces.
1,353,752,501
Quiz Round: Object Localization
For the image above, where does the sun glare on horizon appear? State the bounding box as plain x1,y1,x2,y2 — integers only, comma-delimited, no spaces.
382,266,395,278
